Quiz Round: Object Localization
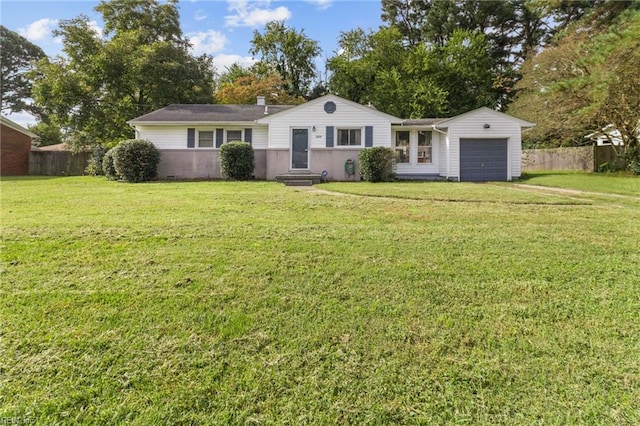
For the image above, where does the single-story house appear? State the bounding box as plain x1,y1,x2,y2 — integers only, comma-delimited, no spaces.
128,94,535,182
1,116,37,176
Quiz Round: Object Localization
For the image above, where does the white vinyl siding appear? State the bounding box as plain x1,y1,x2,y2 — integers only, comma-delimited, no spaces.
135,125,268,150
438,132,448,177
250,127,268,149
262,97,396,150
134,126,189,150
444,109,523,180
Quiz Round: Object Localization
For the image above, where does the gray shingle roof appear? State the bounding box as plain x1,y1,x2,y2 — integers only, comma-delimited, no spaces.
128,104,295,123
400,118,448,126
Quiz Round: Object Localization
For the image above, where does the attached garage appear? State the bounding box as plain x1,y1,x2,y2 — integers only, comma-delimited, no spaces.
459,138,508,182
433,107,535,182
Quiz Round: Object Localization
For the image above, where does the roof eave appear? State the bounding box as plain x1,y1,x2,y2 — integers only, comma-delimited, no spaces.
258,94,404,123
128,120,265,126
0,116,38,138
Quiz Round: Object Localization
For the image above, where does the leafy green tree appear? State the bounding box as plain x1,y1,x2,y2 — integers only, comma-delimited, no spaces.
380,0,551,107
215,73,304,105
326,29,378,106
598,41,640,156
250,21,321,99
217,63,253,88
28,121,63,147
0,25,46,115
32,0,215,151
327,27,492,118
529,0,606,31
509,5,640,158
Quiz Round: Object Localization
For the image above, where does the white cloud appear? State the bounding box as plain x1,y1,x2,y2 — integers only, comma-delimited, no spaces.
88,21,103,36
187,30,228,55
194,10,207,21
306,0,333,10
225,0,291,27
19,18,102,45
18,18,58,42
2,111,37,129
212,54,257,72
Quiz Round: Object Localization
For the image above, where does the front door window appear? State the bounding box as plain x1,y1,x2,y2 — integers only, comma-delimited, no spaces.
291,129,309,169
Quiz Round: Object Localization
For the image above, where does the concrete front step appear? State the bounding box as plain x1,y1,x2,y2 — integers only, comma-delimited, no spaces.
282,179,314,187
276,172,323,185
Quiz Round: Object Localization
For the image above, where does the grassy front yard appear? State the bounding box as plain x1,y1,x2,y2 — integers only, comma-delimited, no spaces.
2,176,639,424
521,170,640,196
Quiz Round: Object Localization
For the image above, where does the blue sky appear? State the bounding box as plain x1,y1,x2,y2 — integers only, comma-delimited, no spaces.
1,0,384,126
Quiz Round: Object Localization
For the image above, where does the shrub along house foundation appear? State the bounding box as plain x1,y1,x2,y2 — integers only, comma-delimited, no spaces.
128,94,534,182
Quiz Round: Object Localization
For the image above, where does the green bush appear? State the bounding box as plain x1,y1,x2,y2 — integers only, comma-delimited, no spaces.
102,147,119,181
624,147,640,175
112,139,161,183
86,145,106,176
359,147,395,182
220,142,255,180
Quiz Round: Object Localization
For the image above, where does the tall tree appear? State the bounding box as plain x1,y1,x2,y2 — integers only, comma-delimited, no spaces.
215,73,304,105
327,27,493,118
216,63,253,88
33,0,215,150
509,4,640,160
0,25,46,115
380,0,550,107
250,21,321,99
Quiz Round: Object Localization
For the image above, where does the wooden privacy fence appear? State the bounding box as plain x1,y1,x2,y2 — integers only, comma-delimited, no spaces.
522,145,626,172
29,151,91,176
594,145,627,170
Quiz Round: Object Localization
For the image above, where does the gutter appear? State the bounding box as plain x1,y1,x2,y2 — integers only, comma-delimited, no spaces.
126,121,265,126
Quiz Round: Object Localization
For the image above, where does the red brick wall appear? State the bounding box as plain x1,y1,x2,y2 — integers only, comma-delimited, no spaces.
1,123,32,176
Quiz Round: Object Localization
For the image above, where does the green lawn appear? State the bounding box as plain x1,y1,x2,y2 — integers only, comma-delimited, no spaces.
2,176,639,424
520,171,640,196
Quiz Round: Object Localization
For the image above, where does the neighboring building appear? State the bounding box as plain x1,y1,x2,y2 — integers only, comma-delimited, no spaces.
128,94,535,182
586,124,625,146
31,143,77,151
1,116,37,176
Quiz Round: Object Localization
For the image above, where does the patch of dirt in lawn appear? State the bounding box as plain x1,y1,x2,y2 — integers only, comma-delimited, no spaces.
293,187,358,197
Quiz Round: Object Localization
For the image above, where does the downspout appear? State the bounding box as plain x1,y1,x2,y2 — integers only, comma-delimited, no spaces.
432,125,449,179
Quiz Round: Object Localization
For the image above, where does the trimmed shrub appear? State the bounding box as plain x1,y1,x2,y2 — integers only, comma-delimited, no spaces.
359,147,395,182
102,147,119,181
86,145,106,176
220,141,255,180
112,139,161,183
